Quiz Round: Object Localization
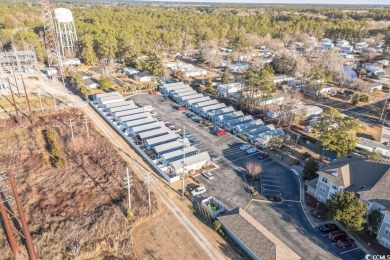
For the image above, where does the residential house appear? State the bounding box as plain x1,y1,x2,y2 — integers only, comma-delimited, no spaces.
79,71,99,89
132,72,152,82
153,138,190,157
168,152,211,175
356,137,390,158
160,82,186,95
185,96,210,108
217,83,244,97
144,133,180,149
337,40,350,47
177,93,204,105
355,42,369,51
215,111,244,127
208,106,235,121
122,117,157,130
122,67,139,76
224,115,253,131
341,45,354,54
192,100,219,113
306,154,390,249
198,103,226,118
233,120,264,135
159,146,199,166
256,128,285,148
273,75,295,84
138,127,171,142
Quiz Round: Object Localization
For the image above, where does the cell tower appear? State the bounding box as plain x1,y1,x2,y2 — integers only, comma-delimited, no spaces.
54,8,78,58
40,0,62,67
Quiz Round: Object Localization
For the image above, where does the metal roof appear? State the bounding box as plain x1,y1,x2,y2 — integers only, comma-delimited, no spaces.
120,113,151,123
144,133,180,146
138,127,171,140
185,96,210,105
109,105,140,114
208,106,235,117
225,115,253,126
114,108,145,118
98,95,124,104
153,138,190,154
199,103,226,113
95,91,121,99
173,90,197,98
215,111,244,121
193,99,218,109
160,146,199,160
104,100,135,109
170,152,210,170
131,122,165,134
162,82,186,91
123,118,157,128
178,93,204,102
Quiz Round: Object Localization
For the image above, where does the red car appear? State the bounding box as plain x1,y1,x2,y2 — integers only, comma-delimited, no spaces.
178,106,186,111
337,238,354,248
216,129,227,136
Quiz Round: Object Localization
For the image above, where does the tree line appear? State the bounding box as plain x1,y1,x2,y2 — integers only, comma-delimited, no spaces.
1,4,387,65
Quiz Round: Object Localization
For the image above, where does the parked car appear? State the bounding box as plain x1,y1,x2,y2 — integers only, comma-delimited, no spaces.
328,230,347,241
319,224,339,233
210,155,221,161
190,140,201,147
257,153,269,160
216,129,227,136
246,148,259,154
178,106,186,111
202,171,214,180
180,133,192,139
191,186,206,196
162,98,169,103
240,144,252,150
337,238,354,248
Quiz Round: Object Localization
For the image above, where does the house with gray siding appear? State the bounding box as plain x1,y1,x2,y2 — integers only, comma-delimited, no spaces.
117,112,151,124
138,127,171,141
217,207,300,260
208,106,235,120
159,146,199,166
113,107,145,119
233,120,264,135
185,96,210,108
307,154,390,249
177,93,204,105
153,138,190,157
224,115,253,131
192,100,218,113
198,103,226,117
108,104,139,115
130,122,165,135
214,111,244,127
144,133,180,149
123,118,157,129
160,82,186,95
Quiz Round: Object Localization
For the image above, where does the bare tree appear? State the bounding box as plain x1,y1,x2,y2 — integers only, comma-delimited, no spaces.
353,78,371,93
245,161,262,180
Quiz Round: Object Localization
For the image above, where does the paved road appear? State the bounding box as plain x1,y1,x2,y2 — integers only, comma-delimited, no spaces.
132,93,367,259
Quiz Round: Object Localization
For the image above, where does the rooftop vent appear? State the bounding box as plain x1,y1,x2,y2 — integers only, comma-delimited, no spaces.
331,172,338,177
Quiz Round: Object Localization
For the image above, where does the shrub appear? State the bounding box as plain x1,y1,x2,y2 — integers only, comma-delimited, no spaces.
301,152,312,160
126,210,133,221
45,129,66,167
359,95,370,102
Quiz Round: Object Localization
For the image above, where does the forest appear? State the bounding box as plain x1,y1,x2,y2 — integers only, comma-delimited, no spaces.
0,3,390,65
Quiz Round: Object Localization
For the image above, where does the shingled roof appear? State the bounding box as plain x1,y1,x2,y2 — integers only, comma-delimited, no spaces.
317,154,390,208
218,207,300,260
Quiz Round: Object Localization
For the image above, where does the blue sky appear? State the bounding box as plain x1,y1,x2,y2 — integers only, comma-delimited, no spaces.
144,0,390,5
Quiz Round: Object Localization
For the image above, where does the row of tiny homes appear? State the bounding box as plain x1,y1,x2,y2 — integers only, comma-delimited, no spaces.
161,82,285,147
93,91,211,182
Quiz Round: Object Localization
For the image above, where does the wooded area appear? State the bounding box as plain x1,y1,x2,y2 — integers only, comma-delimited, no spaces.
1,4,390,65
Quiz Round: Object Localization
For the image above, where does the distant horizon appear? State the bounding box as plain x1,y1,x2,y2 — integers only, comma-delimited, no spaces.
129,0,390,5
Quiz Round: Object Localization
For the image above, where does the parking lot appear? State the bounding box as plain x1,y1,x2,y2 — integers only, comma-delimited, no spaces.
131,93,366,260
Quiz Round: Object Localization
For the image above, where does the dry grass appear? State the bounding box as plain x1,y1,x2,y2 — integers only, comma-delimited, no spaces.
0,109,156,259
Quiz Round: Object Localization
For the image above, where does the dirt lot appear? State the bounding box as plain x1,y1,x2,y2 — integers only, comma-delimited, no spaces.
0,109,153,259
132,204,211,260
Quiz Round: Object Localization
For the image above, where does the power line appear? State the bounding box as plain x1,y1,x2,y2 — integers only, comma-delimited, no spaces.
144,172,152,217
124,167,133,212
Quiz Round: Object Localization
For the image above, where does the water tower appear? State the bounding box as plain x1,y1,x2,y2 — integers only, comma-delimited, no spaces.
54,8,77,58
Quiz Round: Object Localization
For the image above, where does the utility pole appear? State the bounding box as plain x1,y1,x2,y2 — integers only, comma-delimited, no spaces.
380,89,389,122
37,88,43,111
51,84,57,111
68,118,75,144
0,190,20,258
21,75,33,121
8,77,20,123
181,126,186,198
6,170,37,260
144,172,152,217
11,67,21,97
82,115,90,138
124,167,133,212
